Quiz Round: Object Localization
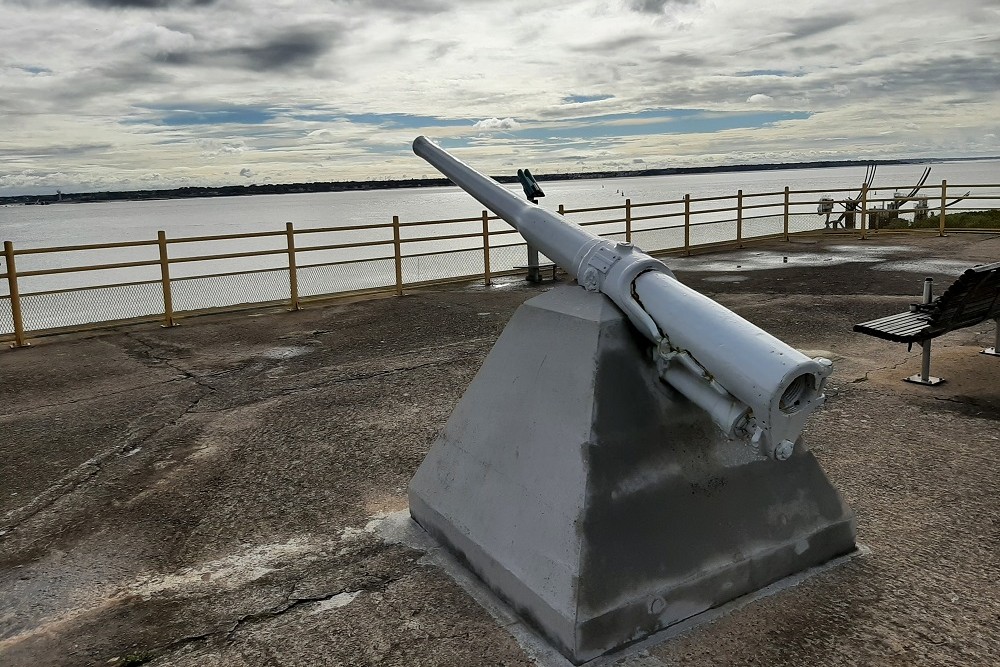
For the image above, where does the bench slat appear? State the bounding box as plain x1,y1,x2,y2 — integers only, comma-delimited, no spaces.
853,311,934,342
854,261,1000,344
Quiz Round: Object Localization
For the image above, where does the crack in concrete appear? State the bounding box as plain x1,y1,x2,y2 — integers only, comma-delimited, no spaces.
854,349,922,382
123,332,219,394
1,385,210,536
155,553,425,660
931,395,984,409
0,376,192,417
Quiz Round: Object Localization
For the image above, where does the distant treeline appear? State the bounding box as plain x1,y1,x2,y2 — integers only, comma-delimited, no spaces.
2,156,991,206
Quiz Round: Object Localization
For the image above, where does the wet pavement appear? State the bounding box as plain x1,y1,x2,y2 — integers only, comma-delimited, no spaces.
1,232,999,666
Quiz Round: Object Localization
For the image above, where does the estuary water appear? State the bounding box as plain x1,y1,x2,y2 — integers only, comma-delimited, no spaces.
3,159,999,249
1,159,998,334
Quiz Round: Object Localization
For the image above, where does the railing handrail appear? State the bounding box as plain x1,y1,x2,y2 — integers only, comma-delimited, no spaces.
3,179,999,347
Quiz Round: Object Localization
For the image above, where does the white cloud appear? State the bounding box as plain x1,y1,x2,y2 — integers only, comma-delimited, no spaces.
239,167,254,178
0,0,997,195
473,117,521,131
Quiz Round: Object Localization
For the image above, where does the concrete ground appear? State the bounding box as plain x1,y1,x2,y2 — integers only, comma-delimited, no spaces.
1,232,998,667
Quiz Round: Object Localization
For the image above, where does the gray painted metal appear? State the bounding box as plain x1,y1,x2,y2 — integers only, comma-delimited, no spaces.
906,277,944,385
409,287,856,664
412,136,831,460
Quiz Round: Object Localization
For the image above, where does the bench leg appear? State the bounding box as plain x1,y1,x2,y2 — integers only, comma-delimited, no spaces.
526,245,542,283
981,318,1000,357
905,339,944,385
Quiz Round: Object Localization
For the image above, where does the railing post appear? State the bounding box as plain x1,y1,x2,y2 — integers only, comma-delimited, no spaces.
285,222,300,311
558,204,564,215
3,241,28,348
860,186,869,240
392,215,404,296
939,180,947,236
736,190,744,248
157,231,176,327
482,210,492,287
783,186,790,241
684,194,691,256
625,198,632,243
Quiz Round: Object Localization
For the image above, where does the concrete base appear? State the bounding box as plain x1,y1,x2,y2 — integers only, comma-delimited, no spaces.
905,374,945,385
409,286,856,664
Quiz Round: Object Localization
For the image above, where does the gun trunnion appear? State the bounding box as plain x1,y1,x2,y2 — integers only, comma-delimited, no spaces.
408,136,856,663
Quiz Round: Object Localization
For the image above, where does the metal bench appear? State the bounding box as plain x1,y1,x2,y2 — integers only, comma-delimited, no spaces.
853,261,1000,384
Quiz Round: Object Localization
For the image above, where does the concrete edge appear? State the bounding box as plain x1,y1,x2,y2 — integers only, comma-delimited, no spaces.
375,510,869,667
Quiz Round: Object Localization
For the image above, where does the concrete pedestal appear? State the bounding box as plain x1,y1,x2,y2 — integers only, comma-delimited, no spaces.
409,286,856,663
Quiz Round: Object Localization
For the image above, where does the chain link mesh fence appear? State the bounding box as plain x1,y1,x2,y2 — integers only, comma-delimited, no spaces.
298,258,396,297
741,215,785,239
486,243,555,275
0,295,13,336
631,226,686,253
402,249,484,285
7,187,996,340
171,268,290,312
688,220,738,247
18,282,163,331
788,212,829,234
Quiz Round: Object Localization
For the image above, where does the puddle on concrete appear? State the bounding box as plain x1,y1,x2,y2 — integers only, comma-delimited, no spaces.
665,245,917,273
701,275,748,283
872,258,979,275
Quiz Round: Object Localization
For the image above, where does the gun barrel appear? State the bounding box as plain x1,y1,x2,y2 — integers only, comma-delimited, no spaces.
413,136,597,277
412,136,831,459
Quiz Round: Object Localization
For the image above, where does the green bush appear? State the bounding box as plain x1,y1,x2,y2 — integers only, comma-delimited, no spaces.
875,209,1000,230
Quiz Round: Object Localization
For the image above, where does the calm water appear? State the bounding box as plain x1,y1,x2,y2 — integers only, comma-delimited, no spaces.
3,159,999,248
2,159,999,333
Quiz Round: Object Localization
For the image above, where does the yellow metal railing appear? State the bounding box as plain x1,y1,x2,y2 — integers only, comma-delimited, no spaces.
2,181,998,348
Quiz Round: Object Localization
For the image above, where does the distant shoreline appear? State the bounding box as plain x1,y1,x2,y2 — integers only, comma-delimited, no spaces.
3,155,997,206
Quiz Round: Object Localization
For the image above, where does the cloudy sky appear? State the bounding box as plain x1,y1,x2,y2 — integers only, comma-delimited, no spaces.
1,0,998,195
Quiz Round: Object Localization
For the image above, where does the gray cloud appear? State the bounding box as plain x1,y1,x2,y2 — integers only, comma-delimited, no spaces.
627,0,700,13
76,0,218,7
783,13,856,41
569,32,659,53
157,30,336,71
337,0,453,14
1,0,997,195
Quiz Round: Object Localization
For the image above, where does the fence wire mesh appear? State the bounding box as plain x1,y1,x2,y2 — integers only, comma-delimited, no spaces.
488,244,526,275
0,295,12,336
689,221,738,247
19,282,163,331
298,258,395,297
487,244,555,275
402,248,484,285
631,226,685,253
6,185,997,340
741,215,785,239
788,212,828,234
172,268,289,312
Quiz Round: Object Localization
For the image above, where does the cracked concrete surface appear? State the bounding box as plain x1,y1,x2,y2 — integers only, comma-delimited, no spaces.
1,233,999,666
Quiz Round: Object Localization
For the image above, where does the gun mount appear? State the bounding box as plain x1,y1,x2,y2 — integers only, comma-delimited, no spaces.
413,135,830,460
408,136,856,663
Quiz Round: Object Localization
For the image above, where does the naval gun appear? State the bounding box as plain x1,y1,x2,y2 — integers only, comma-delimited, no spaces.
413,135,830,460
408,136,856,663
